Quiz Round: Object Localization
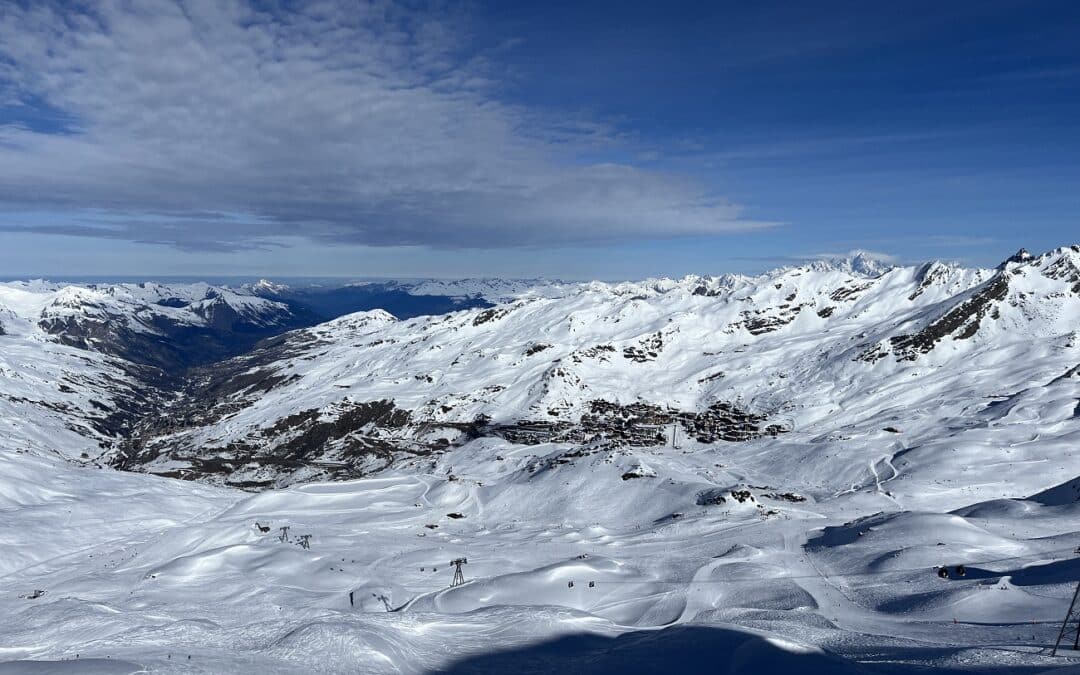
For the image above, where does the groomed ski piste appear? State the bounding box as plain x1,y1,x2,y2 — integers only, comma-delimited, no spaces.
2,249,1080,673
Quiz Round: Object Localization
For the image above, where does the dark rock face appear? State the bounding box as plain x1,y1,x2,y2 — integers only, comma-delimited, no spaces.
764,492,806,502
1040,247,1080,294
473,307,512,326
999,248,1034,268
39,301,315,373
735,302,807,336
571,344,616,363
908,262,949,301
890,273,1009,361
264,400,411,456
623,333,664,362
830,283,872,302
118,399,427,488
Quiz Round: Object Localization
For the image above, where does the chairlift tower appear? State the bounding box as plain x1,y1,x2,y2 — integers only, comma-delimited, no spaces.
450,558,467,587
1052,580,1080,656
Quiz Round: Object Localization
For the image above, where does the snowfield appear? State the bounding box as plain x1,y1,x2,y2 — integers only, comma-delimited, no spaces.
2,249,1080,673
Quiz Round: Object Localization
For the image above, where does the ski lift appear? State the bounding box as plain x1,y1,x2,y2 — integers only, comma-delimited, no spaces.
450,558,467,587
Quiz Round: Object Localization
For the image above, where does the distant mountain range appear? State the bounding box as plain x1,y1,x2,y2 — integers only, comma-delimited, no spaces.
3,246,1077,489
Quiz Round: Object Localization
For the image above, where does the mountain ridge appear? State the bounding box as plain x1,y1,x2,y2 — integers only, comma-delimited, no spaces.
2,246,1077,489
101,246,1080,488
2,247,1078,673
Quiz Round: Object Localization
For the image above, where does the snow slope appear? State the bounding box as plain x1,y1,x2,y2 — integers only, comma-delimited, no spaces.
126,248,1079,495
26,281,298,335
0,284,150,468
2,280,309,372
2,249,1080,673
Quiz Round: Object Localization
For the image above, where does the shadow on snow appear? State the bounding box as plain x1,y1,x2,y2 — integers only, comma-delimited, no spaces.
430,625,1078,675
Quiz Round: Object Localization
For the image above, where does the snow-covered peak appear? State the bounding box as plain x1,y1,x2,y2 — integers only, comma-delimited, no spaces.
1023,244,1080,283
310,308,398,335
31,281,294,329
245,278,291,295
998,247,1035,268
798,250,896,278
0,280,308,370
111,244,1074,491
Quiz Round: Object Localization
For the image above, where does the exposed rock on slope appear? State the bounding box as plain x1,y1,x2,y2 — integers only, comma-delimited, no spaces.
3,249,1078,488
116,248,1080,487
36,282,313,371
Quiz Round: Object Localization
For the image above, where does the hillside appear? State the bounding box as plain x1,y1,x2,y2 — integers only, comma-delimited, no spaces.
1,250,1078,673
122,248,1078,498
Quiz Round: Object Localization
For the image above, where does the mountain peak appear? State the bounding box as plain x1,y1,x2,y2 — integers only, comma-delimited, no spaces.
799,251,896,278
998,248,1034,268
248,279,290,295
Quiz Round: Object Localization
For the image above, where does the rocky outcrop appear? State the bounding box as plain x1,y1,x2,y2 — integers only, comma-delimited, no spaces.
890,273,1009,361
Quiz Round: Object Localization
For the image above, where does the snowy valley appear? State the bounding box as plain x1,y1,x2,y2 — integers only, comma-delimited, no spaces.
2,248,1079,673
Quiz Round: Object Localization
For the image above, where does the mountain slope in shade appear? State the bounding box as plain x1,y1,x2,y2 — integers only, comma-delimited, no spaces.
0,280,317,477
30,281,314,370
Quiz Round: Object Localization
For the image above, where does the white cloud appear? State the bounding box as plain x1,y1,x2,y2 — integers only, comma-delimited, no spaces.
0,0,768,251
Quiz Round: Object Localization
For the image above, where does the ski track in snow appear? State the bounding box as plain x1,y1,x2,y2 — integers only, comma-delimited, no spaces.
2,251,1080,673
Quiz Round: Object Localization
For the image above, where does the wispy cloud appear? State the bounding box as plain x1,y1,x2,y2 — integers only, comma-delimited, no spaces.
0,1,768,252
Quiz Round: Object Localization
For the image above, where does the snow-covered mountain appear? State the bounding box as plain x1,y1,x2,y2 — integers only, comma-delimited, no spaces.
0,279,325,470
2,249,1079,673
0,283,151,467
6,280,313,371
114,247,1079,492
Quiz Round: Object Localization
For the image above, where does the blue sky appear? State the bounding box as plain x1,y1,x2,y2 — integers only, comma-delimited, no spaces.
0,0,1077,279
